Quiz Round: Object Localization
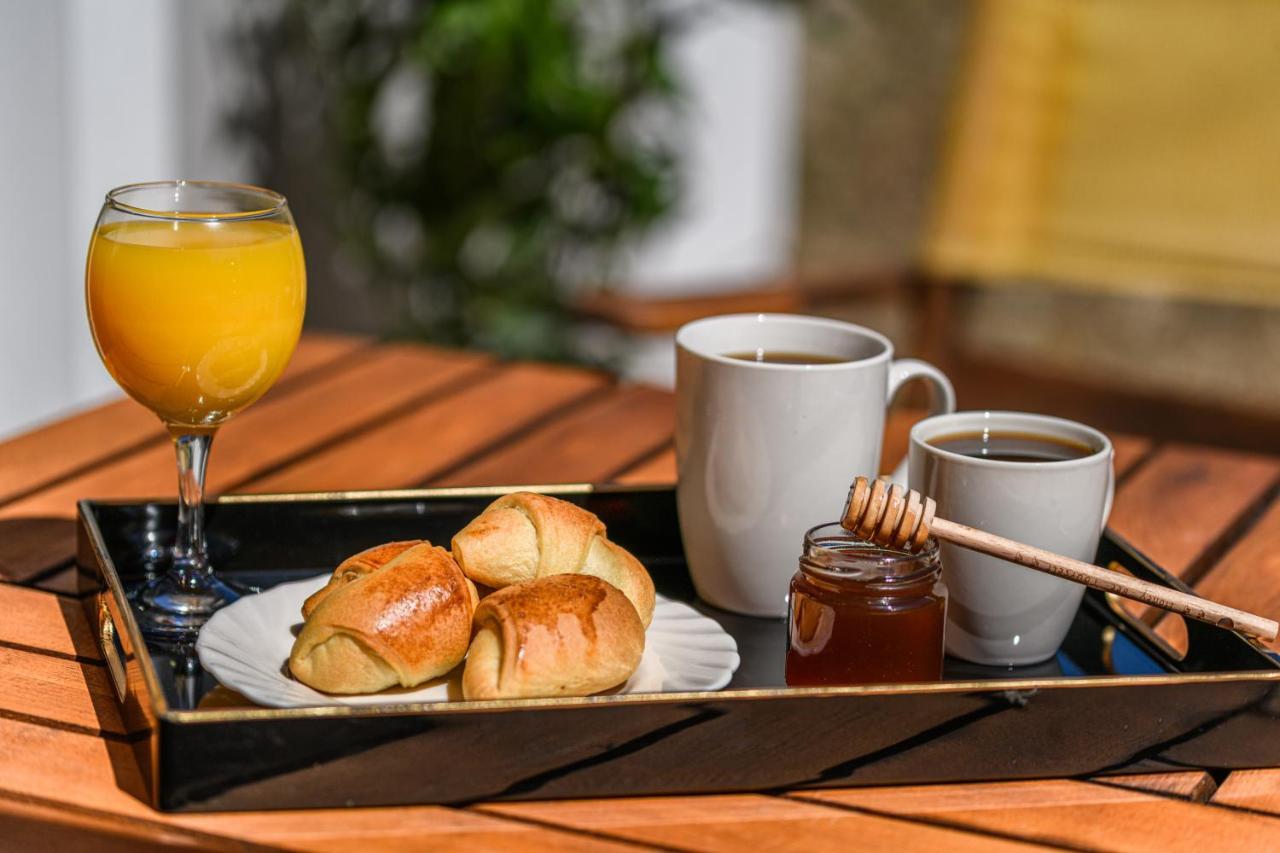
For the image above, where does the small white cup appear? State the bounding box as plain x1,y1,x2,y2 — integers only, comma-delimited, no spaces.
908,411,1114,666
675,313,955,617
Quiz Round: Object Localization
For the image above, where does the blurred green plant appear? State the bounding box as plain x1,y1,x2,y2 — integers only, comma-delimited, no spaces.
232,0,682,361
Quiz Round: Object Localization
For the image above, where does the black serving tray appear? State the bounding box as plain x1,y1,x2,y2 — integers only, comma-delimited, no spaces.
76,485,1280,812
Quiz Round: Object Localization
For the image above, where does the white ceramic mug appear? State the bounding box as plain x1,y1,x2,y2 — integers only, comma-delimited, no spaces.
675,313,955,617
908,411,1115,666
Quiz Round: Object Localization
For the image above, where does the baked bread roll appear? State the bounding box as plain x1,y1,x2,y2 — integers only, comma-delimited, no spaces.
451,492,655,625
301,540,422,619
289,542,479,694
462,574,645,700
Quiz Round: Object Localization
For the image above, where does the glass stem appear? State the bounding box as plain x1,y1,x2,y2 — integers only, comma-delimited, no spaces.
171,431,213,585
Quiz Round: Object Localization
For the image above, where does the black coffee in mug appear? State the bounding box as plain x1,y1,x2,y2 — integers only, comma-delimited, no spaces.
724,350,848,365
928,430,1094,463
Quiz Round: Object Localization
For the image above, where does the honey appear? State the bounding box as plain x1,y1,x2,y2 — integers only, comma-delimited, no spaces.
786,523,947,686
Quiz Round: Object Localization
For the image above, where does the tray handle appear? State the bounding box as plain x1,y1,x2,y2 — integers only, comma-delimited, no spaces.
98,596,129,703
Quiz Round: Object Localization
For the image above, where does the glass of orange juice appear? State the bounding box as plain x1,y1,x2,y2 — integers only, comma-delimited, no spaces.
86,181,305,640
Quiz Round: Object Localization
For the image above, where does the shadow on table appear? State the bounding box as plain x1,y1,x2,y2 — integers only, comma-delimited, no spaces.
0,517,77,584
43,574,157,811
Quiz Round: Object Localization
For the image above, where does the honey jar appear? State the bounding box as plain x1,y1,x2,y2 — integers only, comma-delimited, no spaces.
786,523,947,686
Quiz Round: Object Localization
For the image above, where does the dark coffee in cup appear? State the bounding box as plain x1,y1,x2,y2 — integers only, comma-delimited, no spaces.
928,430,1094,463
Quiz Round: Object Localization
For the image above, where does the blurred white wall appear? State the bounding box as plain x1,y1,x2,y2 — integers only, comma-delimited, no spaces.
623,0,802,295
616,0,803,385
0,0,798,436
0,0,251,438
0,3,80,439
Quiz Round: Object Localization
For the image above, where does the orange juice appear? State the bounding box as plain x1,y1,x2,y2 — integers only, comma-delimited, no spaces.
87,219,305,429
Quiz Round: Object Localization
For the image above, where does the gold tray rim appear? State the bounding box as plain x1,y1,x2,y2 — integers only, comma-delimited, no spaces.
77,483,1280,727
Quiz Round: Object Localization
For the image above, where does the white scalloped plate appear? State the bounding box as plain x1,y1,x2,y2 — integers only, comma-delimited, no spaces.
196,575,740,708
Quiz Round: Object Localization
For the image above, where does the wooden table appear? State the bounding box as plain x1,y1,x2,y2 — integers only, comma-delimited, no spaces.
3,333,1280,851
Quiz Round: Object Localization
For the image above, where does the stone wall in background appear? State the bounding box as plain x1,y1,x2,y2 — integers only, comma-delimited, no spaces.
959,287,1280,416
796,0,1280,419
797,0,967,276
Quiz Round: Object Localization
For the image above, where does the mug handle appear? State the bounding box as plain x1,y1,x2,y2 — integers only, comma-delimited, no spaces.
885,358,956,484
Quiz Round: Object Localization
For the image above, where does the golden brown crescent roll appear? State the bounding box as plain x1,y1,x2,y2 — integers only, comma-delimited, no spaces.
301,540,422,619
462,574,645,700
289,542,479,694
451,492,655,626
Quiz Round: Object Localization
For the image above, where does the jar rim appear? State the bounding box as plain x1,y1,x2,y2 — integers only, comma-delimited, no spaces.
801,521,939,583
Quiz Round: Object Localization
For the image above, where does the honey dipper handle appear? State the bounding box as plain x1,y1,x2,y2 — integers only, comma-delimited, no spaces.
930,517,1280,642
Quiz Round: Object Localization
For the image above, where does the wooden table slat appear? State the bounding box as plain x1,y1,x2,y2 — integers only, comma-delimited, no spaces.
1101,771,1217,801
433,385,675,487
0,334,367,508
612,446,676,485
1112,435,1157,480
1211,768,1280,815
28,563,83,596
1174,495,1280,652
0,517,79,584
0,717,154,816
792,778,1280,851
1108,443,1280,627
0,795,265,853
0,344,488,525
0,716,650,852
1109,444,1280,580
479,794,1050,852
243,362,609,494
176,809,642,853
0,645,125,737
0,584,99,660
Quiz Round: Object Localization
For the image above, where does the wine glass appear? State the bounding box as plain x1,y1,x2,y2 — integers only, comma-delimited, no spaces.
86,181,306,640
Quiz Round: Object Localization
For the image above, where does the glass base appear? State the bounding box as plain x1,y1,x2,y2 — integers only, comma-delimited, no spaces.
131,570,242,642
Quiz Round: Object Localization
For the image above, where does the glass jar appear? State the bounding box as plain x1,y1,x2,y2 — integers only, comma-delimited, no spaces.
786,522,947,686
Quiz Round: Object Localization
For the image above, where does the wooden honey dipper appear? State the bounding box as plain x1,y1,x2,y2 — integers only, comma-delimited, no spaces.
841,476,1279,642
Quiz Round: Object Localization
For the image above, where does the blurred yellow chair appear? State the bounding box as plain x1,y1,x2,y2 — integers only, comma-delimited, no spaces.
926,0,1280,306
